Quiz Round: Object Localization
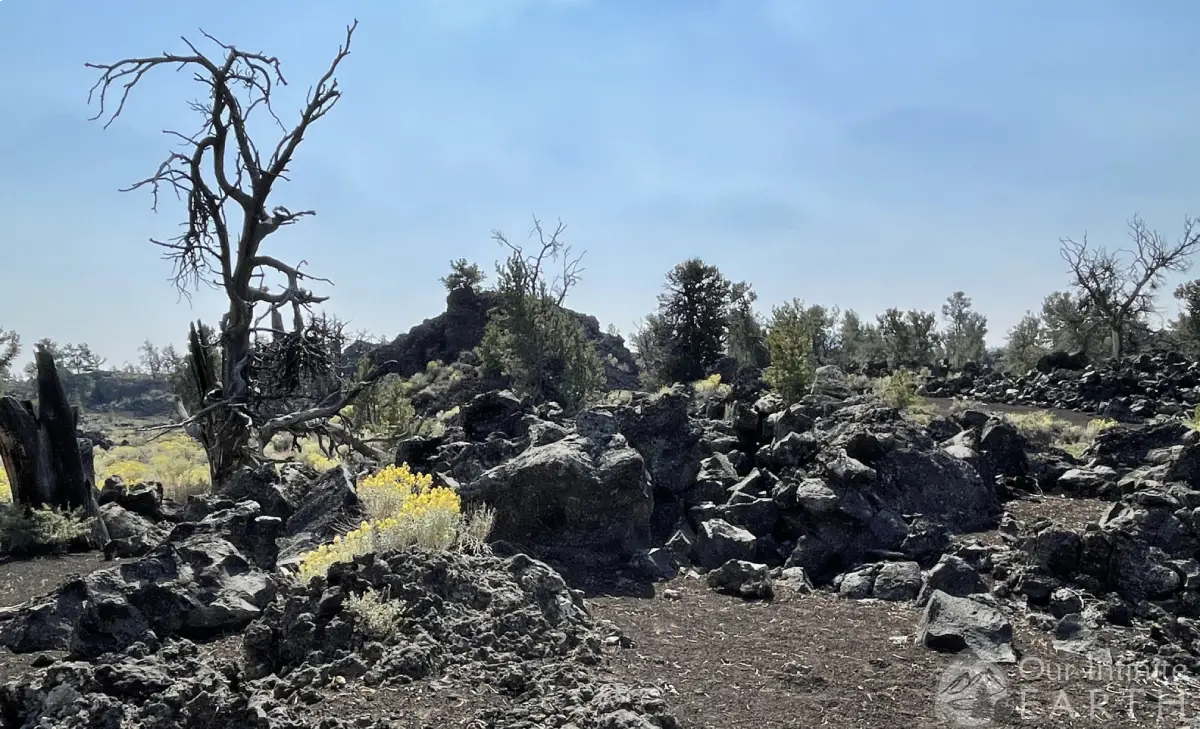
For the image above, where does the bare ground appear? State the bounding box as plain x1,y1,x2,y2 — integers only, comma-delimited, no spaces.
0,544,1193,727
589,578,1193,729
0,551,111,684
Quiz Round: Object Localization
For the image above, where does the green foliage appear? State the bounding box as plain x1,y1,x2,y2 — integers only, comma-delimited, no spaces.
0,328,19,381
876,308,940,368
652,258,732,383
1002,312,1048,373
345,589,405,640
477,220,604,411
940,291,988,367
726,282,769,368
342,369,418,449
439,258,486,294
1173,281,1200,356
138,340,180,377
836,309,883,368
875,370,923,410
800,304,840,364
1040,291,1106,359
0,504,94,554
1005,411,1118,458
480,299,602,411
58,343,106,373
629,314,673,389
762,298,818,403
1186,404,1200,431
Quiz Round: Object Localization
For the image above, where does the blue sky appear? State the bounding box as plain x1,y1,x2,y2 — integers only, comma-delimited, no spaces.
2,0,1200,367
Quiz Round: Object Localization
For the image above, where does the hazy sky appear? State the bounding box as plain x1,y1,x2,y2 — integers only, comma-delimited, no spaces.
2,0,1199,367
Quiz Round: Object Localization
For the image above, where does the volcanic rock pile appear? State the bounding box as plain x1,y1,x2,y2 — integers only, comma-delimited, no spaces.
921,351,1200,420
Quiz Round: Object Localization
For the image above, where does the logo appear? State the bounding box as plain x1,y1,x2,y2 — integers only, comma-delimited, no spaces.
935,655,1009,727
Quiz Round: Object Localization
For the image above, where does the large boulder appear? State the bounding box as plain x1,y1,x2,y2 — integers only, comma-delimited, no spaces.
613,387,705,539
463,430,653,557
276,466,366,569
810,365,855,401
0,533,275,659
920,591,1016,663
872,448,999,533
1035,350,1089,374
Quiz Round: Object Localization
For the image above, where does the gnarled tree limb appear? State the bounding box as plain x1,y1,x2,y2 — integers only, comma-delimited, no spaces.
89,22,359,486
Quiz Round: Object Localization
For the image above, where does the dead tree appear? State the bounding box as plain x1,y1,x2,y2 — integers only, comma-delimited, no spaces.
0,347,110,548
1060,215,1200,360
86,21,386,487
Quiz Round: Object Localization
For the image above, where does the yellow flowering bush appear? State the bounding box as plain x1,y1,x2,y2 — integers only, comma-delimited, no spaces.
1005,411,1118,458
264,431,346,473
692,373,731,398
299,448,342,473
297,463,493,581
357,464,438,520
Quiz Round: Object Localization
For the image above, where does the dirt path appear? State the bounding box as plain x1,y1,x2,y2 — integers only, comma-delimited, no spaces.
590,577,1176,729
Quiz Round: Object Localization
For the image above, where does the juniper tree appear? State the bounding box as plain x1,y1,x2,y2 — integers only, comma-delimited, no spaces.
1002,312,1047,373
653,259,732,383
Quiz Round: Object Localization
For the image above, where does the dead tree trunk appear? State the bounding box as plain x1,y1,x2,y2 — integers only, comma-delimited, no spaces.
0,348,110,548
184,320,256,488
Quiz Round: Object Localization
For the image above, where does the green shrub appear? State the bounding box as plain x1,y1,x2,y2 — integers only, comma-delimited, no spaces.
476,220,604,411
440,259,486,293
345,588,405,640
763,299,818,403
876,370,923,410
480,301,603,411
0,504,94,554
337,368,421,451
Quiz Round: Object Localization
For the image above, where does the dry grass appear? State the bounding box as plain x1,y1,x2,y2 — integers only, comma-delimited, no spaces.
1003,411,1117,458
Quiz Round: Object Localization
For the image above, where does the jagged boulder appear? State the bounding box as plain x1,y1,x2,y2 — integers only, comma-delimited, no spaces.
0,533,275,659
462,428,652,557
277,466,366,570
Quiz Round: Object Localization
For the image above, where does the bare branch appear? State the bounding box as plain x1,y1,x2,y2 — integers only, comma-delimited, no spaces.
89,22,360,486
256,360,393,449
1060,213,1200,358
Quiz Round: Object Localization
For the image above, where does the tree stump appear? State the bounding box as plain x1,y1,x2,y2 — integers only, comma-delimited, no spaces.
0,347,110,548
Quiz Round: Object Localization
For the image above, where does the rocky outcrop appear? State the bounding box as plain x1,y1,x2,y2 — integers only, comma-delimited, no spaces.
0,529,276,659
0,549,678,729
359,288,640,391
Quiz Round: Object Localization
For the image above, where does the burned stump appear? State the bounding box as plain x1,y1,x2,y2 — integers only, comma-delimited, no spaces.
0,347,110,548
